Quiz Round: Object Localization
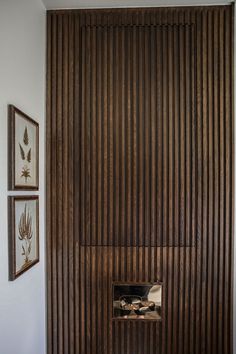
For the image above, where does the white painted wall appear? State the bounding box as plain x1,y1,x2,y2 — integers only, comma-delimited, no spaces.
0,1,46,354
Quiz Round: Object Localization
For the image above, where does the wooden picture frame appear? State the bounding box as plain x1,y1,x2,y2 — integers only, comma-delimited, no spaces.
8,196,39,280
8,105,39,190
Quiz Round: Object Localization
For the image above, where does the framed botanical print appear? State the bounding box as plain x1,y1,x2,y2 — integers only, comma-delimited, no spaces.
8,105,39,190
8,196,39,280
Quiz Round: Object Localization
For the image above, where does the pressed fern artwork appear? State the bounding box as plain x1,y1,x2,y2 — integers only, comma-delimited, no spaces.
19,143,25,160
8,105,39,190
19,126,32,182
23,126,29,145
18,203,33,267
27,148,31,163
8,196,39,280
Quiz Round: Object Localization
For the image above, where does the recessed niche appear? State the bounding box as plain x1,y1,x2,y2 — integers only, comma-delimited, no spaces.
113,283,162,320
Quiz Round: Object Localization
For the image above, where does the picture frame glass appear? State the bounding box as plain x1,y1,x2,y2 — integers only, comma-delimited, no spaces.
14,198,38,275
14,112,38,188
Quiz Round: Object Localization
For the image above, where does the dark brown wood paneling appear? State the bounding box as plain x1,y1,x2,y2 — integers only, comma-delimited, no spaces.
46,5,234,354
47,12,76,354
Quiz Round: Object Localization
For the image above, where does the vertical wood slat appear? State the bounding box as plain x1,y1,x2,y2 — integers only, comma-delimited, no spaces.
57,14,63,354
218,9,225,353
199,9,207,354
62,14,69,354
46,6,234,354
206,10,213,354
225,6,234,354
74,13,79,354
194,8,202,354
212,10,220,354
189,11,196,354
51,14,58,354
183,11,191,354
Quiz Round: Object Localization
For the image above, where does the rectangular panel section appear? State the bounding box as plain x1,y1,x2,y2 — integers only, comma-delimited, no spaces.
79,23,196,246
78,246,163,354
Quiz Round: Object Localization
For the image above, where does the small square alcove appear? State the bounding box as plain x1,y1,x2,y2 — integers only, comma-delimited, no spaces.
113,283,162,321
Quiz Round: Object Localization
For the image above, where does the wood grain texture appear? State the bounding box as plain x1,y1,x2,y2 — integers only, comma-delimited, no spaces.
46,5,234,354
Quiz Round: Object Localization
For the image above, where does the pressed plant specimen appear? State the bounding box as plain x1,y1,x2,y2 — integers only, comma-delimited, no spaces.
8,105,39,190
19,126,31,182
21,165,31,183
18,203,33,267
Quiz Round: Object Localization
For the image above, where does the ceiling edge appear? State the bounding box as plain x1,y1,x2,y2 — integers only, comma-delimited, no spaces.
45,1,233,10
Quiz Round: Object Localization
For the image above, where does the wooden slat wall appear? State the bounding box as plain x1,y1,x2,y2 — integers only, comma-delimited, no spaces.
46,5,234,354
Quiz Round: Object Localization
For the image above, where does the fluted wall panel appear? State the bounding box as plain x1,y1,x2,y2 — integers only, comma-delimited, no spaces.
47,6,234,354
